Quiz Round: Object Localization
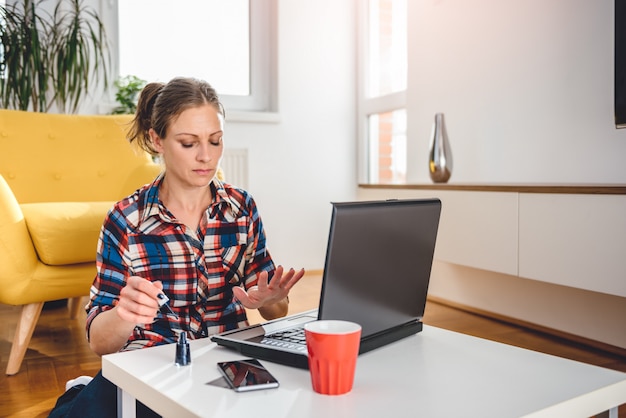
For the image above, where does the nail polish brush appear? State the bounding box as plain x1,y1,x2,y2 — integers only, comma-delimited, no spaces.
157,293,179,319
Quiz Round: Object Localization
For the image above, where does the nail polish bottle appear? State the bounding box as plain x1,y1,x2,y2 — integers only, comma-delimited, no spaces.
175,331,191,366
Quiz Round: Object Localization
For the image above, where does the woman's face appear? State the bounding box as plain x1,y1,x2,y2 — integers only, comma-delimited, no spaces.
151,104,224,189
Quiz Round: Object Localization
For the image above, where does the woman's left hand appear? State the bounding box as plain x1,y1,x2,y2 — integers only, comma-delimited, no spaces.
232,265,305,309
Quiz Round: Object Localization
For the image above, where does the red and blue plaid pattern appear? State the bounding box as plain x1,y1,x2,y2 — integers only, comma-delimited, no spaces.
87,174,275,350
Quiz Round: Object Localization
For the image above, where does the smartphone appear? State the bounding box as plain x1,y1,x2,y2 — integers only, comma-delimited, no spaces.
217,358,280,392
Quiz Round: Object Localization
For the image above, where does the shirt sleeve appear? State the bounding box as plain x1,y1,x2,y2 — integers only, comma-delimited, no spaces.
242,193,276,290
85,206,131,340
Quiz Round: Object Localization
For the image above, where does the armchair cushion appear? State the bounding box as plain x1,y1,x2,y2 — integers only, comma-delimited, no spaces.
20,201,113,265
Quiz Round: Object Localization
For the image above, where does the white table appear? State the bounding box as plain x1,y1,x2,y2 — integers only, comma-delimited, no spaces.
102,325,626,418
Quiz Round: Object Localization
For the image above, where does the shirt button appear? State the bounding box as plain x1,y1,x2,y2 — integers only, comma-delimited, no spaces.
198,265,205,272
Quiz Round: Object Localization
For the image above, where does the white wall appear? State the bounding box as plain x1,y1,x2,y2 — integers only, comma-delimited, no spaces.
224,1,358,270
406,0,626,184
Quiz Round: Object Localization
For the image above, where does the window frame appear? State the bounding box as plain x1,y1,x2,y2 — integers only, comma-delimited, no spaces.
111,0,278,117
357,0,407,184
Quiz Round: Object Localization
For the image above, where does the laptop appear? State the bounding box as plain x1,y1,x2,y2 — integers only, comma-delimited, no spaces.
211,198,442,369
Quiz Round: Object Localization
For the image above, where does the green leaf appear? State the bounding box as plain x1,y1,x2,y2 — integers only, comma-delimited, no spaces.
0,0,110,113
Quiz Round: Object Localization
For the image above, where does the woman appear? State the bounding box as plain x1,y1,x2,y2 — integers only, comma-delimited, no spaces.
49,77,304,417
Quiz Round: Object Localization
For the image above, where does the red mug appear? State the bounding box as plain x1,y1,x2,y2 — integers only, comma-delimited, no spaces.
304,320,361,395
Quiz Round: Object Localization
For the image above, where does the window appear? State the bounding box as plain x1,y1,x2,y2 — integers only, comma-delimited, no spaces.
368,109,407,183
116,0,276,113
358,0,407,184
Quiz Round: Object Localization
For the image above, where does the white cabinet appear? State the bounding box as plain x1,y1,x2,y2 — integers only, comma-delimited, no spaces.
519,194,626,297
428,191,518,276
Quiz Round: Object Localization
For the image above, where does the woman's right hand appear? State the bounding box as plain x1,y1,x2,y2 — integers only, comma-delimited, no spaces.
115,276,164,325
89,276,163,355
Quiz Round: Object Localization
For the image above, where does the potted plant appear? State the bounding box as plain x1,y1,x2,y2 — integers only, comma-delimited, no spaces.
0,0,110,113
111,75,146,115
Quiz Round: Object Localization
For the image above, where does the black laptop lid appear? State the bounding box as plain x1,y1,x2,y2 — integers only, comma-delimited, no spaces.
318,199,441,339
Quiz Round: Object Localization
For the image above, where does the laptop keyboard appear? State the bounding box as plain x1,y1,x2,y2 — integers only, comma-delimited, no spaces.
261,327,308,352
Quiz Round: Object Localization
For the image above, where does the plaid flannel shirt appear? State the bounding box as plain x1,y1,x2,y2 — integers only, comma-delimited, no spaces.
86,173,275,351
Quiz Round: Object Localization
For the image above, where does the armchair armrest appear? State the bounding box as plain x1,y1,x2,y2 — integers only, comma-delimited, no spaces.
0,175,39,304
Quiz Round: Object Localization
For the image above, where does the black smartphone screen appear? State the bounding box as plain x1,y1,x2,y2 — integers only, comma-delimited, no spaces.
217,358,280,392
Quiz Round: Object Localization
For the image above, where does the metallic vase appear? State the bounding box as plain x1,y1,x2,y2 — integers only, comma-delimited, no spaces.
428,113,453,183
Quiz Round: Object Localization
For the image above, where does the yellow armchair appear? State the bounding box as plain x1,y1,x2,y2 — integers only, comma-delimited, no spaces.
0,109,162,375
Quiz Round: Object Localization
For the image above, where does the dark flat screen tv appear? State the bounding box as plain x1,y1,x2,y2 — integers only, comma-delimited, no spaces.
616,0,626,127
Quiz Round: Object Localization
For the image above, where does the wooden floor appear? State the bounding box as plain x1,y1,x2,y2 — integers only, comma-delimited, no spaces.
1,273,624,417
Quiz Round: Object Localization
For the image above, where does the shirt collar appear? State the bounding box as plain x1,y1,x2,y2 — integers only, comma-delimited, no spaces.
139,173,241,225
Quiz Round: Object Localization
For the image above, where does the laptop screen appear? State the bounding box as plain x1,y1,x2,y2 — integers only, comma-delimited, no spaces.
318,199,441,339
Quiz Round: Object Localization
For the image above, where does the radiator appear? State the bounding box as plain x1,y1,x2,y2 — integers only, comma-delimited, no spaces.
220,148,249,190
